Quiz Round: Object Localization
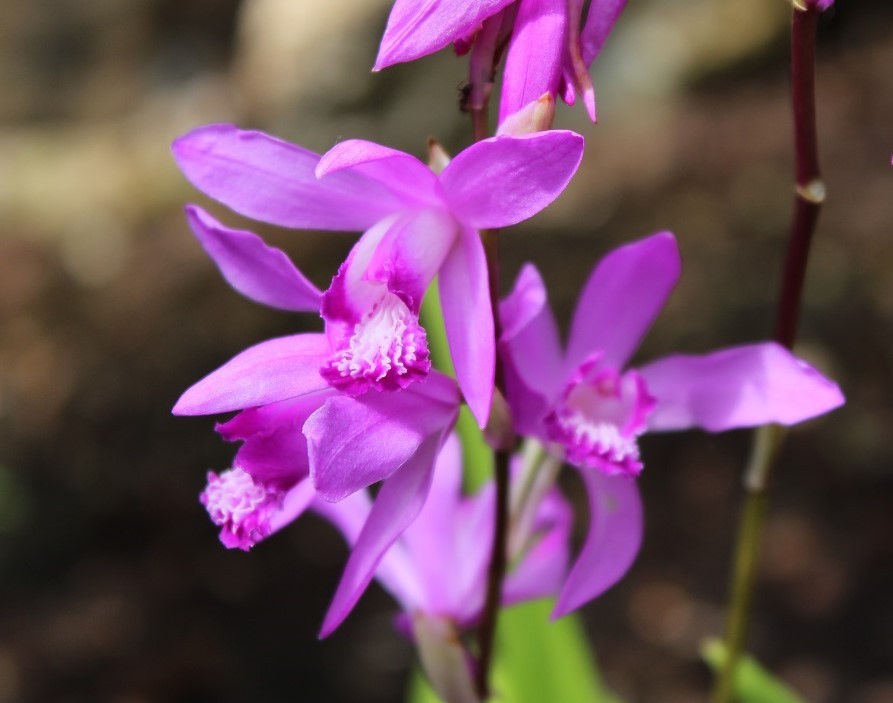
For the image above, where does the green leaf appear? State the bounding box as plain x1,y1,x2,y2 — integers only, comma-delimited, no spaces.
702,639,806,703
420,283,493,491
408,600,621,703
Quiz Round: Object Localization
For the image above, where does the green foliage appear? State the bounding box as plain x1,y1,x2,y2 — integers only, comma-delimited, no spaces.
702,640,806,703
408,600,620,703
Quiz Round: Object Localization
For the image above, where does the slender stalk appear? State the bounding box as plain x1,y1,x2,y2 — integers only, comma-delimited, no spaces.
470,99,514,699
713,5,825,702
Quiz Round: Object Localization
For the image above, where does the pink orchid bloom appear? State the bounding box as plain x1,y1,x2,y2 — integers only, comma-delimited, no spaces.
313,433,572,637
500,231,845,615
172,124,584,426
375,0,628,122
176,207,460,603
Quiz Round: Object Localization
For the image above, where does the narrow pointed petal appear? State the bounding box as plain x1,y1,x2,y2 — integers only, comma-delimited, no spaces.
172,124,402,230
553,471,642,617
217,393,331,486
185,205,321,312
440,131,584,229
581,0,628,66
374,0,517,70
639,342,845,432
305,373,459,502
499,264,565,434
439,227,494,427
319,433,442,637
563,0,597,120
317,140,440,208
566,231,680,373
498,0,568,123
172,334,331,416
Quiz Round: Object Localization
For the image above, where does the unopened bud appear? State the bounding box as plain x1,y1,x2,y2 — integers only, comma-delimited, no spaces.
497,93,556,136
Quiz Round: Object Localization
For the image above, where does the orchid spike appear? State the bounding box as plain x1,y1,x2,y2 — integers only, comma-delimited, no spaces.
375,0,628,123
175,207,460,575
313,434,572,637
172,124,584,426
500,231,845,615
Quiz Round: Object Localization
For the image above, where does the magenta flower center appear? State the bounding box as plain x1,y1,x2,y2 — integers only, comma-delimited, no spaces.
545,361,656,477
200,467,283,551
322,294,431,394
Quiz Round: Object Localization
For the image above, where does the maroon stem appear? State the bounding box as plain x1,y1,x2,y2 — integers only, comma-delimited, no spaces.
472,103,507,700
713,6,825,702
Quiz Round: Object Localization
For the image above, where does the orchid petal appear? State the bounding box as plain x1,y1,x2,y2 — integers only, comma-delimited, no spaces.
581,0,628,66
172,334,331,416
374,0,517,70
185,205,321,313
499,263,565,434
317,140,440,209
498,0,568,123
305,372,459,502
440,131,584,229
639,342,845,432
566,231,680,373
319,432,442,637
172,124,402,231
439,227,494,427
553,471,642,617
268,478,317,535
217,393,331,486
366,209,458,312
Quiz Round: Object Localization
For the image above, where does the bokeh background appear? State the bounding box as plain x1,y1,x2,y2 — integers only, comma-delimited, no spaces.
1,1,891,701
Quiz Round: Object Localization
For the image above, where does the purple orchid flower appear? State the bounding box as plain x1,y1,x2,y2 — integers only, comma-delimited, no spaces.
375,0,628,123
175,207,461,612
500,231,845,615
172,124,584,426
312,433,572,637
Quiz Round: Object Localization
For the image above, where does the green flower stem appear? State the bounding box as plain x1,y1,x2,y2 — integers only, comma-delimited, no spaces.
713,4,825,701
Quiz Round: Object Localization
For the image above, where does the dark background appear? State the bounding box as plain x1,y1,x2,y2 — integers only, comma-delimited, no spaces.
0,1,891,701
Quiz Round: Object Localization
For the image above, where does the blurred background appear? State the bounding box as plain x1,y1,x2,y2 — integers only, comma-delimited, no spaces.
0,1,891,701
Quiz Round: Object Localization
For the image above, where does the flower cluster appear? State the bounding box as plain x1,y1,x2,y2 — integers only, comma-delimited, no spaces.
172,3,844,700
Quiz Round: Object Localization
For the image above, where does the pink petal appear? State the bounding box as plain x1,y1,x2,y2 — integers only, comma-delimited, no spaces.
318,432,443,637
216,393,332,486
498,0,568,123
553,471,642,617
440,131,584,229
581,0,628,66
499,263,565,434
305,372,460,502
185,205,321,313
172,334,331,416
374,0,517,70
172,124,402,231
439,227,494,427
566,231,680,374
316,140,440,209
639,342,845,432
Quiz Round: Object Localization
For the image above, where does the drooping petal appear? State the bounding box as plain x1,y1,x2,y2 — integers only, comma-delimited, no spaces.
581,0,628,66
216,392,332,486
499,263,565,434
185,205,321,313
172,334,331,416
553,471,643,617
639,342,845,432
565,231,680,373
399,433,464,614
316,140,440,209
172,124,402,231
498,0,568,123
439,226,494,427
318,432,443,637
374,0,517,70
305,372,459,502
440,131,584,229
